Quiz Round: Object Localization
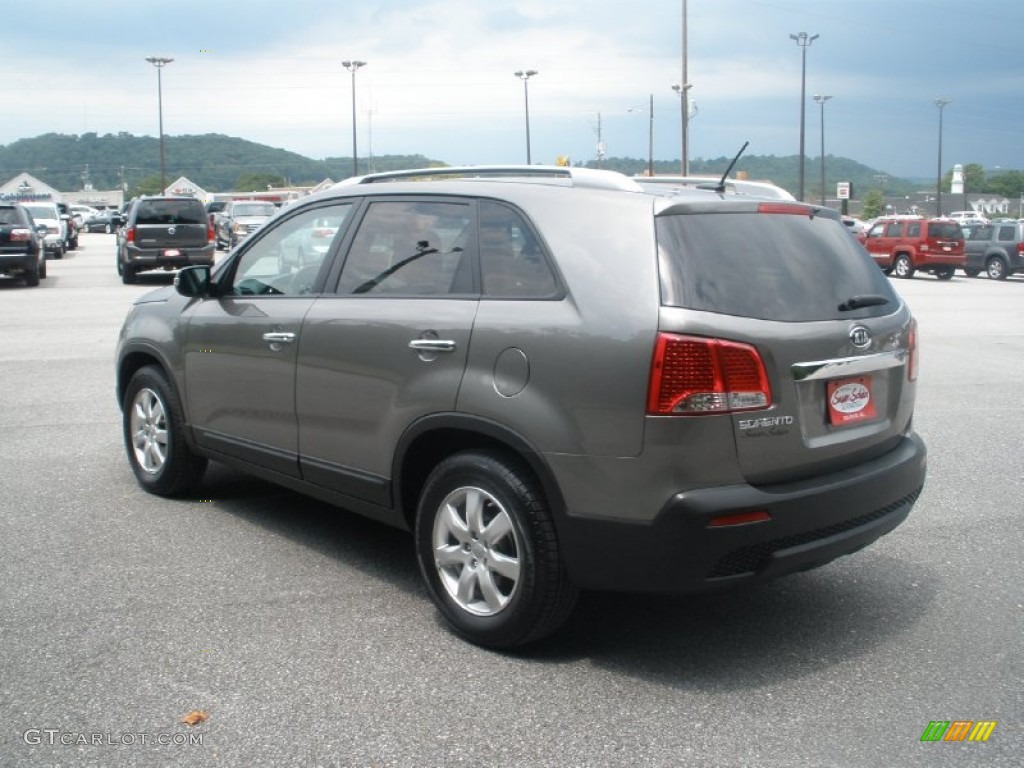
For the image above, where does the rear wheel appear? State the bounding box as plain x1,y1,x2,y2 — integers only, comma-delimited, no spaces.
53,244,64,260
39,254,47,279
122,366,207,496
934,265,955,280
121,263,136,284
893,254,915,279
25,260,40,287
986,257,1007,280
104,223,113,234
415,451,578,648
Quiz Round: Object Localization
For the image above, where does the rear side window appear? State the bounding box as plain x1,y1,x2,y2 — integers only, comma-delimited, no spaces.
135,200,206,225
997,226,1015,241
927,222,962,239
657,211,897,322
906,222,921,237
0,207,21,225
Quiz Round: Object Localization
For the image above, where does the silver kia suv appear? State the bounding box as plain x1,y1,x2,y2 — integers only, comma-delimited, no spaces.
116,166,927,648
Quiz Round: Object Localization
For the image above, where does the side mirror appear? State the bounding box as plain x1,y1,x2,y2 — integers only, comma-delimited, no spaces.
36,224,48,235
175,265,212,297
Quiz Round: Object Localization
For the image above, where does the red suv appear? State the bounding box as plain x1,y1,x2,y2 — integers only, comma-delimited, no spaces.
862,217,965,279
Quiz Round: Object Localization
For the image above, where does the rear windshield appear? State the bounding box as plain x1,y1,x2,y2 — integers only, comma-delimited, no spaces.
927,222,963,239
657,210,898,321
135,200,206,225
233,203,276,217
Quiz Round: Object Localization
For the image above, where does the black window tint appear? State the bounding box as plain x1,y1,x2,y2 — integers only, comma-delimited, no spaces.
337,201,472,295
135,200,206,225
479,201,557,299
0,208,19,225
886,222,904,236
928,222,962,239
657,211,898,321
968,225,993,241
997,226,1014,241
906,222,921,237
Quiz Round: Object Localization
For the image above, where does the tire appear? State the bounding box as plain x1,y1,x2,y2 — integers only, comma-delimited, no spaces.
39,255,47,279
964,267,981,278
69,236,78,250
116,255,123,276
104,223,113,234
414,451,578,648
25,261,40,287
53,244,64,260
121,263,136,284
893,254,914,279
122,366,207,496
934,265,954,280
986,257,1007,281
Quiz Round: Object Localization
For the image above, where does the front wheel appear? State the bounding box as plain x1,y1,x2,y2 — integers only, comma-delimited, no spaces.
122,366,207,496
964,267,981,278
415,451,577,648
893,254,915,279
986,257,1008,280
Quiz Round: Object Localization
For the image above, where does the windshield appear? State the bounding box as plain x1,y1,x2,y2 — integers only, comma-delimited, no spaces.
23,205,56,219
657,210,898,321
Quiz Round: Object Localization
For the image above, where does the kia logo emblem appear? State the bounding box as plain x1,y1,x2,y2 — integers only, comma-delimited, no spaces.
849,326,871,349
168,226,176,235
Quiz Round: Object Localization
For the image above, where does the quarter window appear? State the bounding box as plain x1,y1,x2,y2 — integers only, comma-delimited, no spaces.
478,201,557,299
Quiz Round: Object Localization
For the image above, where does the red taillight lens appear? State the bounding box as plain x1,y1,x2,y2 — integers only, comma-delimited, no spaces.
126,227,135,243
907,318,919,381
1017,242,1024,256
207,224,215,242
757,202,814,216
312,227,336,239
647,334,771,415
9,227,31,242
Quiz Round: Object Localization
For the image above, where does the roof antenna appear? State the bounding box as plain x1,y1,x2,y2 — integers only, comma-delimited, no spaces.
711,141,749,193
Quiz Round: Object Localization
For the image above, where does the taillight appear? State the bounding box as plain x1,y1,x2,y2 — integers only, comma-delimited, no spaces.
207,224,215,242
1017,242,1024,257
907,318,919,382
757,202,814,216
312,227,335,239
126,227,135,243
9,227,31,242
647,334,771,415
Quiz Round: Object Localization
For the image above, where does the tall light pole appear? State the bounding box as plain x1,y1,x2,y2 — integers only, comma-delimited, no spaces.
671,83,692,176
342,60,367,177
514,70,538,164
679,0,689,175
144,56,173,193
627,96,655,177
935,98,952,217
813,94,832,206
789,32,818,201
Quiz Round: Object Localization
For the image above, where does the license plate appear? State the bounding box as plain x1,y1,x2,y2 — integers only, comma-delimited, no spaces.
827,376,877,426
163,249,181,257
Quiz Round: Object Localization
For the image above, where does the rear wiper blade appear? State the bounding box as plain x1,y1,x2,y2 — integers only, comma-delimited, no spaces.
838,294,891,312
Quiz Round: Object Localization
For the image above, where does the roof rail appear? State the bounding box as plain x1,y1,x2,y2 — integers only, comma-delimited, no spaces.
334,165,644,193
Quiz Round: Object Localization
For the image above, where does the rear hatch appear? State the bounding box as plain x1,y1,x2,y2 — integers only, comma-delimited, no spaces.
132,199,209,248
653,200,916,484
924,220,965,259
0,208,32,250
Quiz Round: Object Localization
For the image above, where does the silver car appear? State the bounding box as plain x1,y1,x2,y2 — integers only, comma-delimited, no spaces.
116,166,927,648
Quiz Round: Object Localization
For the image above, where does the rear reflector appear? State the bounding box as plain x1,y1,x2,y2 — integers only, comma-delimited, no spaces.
647,333,771,415
708,510,773,528
907,318,919,382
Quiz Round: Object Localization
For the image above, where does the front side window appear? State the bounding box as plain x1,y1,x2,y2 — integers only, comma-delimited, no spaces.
336,201,472,295
885,221,904,237
227,204,352,296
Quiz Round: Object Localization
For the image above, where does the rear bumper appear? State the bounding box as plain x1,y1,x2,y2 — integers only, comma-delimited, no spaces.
557,432,927,593
0,251,36,273
124,244,215,270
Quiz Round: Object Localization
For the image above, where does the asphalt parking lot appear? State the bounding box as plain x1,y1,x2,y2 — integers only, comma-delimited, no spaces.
1,233,1021,767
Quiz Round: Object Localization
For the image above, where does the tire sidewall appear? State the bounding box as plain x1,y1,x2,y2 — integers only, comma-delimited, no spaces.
414,453,547,647
122,367,195,495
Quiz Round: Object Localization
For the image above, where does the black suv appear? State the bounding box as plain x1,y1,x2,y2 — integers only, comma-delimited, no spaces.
117,197,215,284
0,203,46,286
963,221,1024,279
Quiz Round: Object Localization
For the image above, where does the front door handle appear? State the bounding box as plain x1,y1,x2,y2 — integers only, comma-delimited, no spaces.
262,332,296,344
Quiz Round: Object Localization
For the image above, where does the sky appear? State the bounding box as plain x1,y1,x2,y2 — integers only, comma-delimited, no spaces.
4,0,1023,180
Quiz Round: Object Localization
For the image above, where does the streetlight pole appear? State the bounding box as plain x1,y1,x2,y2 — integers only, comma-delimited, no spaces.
672,83,692,176
342,60,367,177
144,56,173,193
789,32,818,201
813,94,832,207
514,70,538,164
934,98,952,217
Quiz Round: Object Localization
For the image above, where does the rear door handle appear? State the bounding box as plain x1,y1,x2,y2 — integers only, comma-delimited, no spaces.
408,339,456,353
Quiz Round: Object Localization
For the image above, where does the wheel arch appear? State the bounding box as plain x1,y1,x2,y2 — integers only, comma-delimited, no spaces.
392,414,566,531
117,346,180,412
